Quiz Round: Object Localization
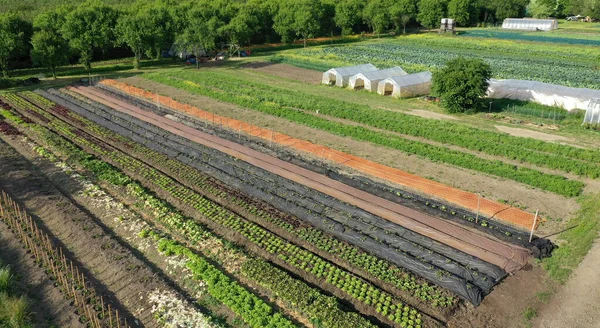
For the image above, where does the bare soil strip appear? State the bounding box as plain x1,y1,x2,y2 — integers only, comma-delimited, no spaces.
0,134,195,328
0,220,84,328
534,236,600,328
495,125,572,143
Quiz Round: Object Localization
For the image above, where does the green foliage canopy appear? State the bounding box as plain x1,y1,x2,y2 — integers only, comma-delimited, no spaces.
432,57,492,113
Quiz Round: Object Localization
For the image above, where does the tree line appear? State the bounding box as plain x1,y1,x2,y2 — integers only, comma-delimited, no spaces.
0,0,596,78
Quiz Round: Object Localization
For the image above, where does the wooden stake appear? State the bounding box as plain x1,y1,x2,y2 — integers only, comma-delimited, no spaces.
475,194,481,224
116,310,120,328
529,210,539,243
108,304,113,327
101,296,105,318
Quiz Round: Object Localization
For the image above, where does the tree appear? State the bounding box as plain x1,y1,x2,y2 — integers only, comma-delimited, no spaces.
529,0,554,18
0,14,32,77
31,8,71,78
432,57,492,113
363,0,392,37
221,3,261,49
390,0,416,34
175,5,223,68
489,0,529,21
417,0,447,31
62,2,120,70
273,0,323,47
334,0,365,35
30,30,69,78
116,10,152,69
448,0,477,26
143,2,177,59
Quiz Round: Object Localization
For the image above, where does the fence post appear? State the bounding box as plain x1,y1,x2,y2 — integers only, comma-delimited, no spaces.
529,210,539,243
475,194,481,224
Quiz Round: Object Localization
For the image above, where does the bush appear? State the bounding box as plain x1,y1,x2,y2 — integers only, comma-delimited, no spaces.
432,57,492,113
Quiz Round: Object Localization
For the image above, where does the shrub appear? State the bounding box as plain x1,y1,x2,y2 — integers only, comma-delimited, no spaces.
432,57,492,113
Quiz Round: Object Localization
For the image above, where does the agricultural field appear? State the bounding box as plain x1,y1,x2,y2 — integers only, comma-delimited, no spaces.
1,15,600,328
274,33,600,89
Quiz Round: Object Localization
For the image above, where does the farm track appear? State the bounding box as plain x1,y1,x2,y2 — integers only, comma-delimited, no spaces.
99,79,541,230
71,85,532,275
4,93,407,327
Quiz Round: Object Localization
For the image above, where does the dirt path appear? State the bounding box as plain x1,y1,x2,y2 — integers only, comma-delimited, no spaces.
243,62,322,84
407,109,459,121
449,263,547,328
495,125,572,142
534,235,600,328
0,222,84,328
0,135,174,327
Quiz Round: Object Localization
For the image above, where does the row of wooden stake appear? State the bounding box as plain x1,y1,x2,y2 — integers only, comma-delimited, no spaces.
0,190,130,328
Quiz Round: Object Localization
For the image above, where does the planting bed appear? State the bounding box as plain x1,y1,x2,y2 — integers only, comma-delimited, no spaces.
39,82,532,308
4,92,424,327
30,90,463,320
96,83,545,251
100,78,555,230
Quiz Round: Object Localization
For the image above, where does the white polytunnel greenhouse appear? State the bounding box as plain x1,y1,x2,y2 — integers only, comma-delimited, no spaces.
322,63,377,87
502,18,558,31
377,71,432,98
487,79,600,111
583,99,600,124
348,66,407,91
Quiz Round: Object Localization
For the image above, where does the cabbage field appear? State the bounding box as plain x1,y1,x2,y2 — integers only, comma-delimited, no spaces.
278,34,600,89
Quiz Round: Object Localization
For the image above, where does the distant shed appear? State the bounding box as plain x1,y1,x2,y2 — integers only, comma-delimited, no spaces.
502,18,558,31
322,64,377,87
377,71,432,98
348,67,407,92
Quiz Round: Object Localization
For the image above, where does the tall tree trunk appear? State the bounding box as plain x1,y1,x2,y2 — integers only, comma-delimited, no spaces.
52,66,56,79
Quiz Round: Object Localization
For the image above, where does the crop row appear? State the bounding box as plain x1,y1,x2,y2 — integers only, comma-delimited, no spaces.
140,73,584,197
11,92,433,327
43,87,459,308
462,30,600,47
165,69,600,175
1,94,299,328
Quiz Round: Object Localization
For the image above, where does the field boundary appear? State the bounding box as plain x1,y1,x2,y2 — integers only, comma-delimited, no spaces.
100,79,539,230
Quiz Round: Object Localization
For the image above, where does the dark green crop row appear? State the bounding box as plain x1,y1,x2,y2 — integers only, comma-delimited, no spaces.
151,70,600,177
11,92,423,327
140,74,584,197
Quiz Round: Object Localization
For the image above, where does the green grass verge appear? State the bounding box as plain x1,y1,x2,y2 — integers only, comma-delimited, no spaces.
543,193,600,284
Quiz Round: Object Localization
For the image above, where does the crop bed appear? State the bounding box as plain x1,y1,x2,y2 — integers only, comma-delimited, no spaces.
95,83,544,251
41,84,528,304
34,89,466,316
3,91,438,327
60,86,501,305
139,71,587,198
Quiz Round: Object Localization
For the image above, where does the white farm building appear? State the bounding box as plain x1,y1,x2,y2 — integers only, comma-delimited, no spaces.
348,67,407,91
377,71,433,98
322,64,377,87
502,18,558,31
